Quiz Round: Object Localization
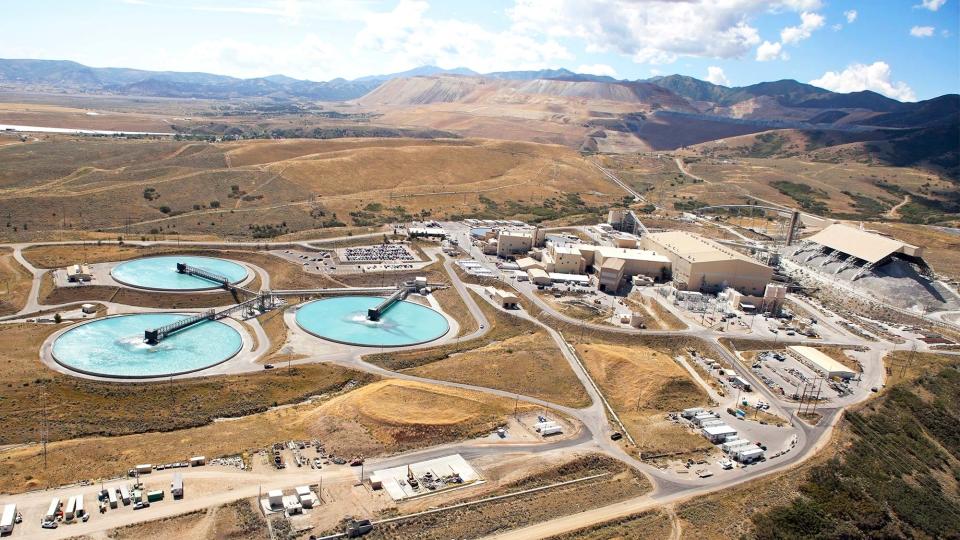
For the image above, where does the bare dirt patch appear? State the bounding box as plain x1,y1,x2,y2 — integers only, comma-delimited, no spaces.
362,453,651,540
407,331,591,408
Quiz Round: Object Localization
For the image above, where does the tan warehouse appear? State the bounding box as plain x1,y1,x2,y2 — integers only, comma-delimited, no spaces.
787,346,857,380
573,244,671,292
642,231,772,295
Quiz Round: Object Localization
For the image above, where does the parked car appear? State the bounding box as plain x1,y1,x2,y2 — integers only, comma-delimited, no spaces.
610,432,623,441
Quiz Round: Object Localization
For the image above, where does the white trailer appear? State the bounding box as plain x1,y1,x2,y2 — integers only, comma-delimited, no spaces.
64,495,77,521
108,487,118,508
135,464,153,474
74,495,84,519
44,498,60,521
190,456,206,467
540,425,563,436
721,438,752,452
119,485,131,505
171,473,184,499
1,503,16,534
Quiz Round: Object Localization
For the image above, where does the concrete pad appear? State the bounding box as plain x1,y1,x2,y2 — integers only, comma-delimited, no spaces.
370,454,482,501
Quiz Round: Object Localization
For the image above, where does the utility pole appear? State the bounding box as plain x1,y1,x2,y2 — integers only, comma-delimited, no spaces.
41,384,49,471
810,377,824,414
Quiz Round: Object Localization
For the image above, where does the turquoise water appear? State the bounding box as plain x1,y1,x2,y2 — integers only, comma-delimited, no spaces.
111,256,248,290
295,296,449,347
52,313,243,378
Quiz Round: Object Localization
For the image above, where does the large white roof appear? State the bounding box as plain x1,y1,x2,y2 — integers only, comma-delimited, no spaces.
702,424,737,435
788,346,857,377
806,223,921,264
645,231,765,266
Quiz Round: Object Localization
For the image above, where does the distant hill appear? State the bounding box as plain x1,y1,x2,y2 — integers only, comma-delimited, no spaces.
0,58,381,101
1,57,956,171
646,74,732,103
357,75,694,110
354,65,478,83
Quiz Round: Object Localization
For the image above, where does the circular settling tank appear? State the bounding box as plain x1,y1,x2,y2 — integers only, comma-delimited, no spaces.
295,296,449,347
111,255,249,291
51,313,243,378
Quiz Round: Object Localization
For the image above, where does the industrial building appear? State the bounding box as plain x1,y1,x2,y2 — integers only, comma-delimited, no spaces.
702,424,738,443
572,244,671,292
527,268,552,286
485,287,519,309
496,228,546,258
607,208,644,236
793,223,930,281
642,231,772,295
67,263,92,282
542,245,585,274
787,346,857,380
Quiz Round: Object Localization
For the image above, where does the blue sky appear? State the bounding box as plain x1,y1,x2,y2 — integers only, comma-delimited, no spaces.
1,0,957,100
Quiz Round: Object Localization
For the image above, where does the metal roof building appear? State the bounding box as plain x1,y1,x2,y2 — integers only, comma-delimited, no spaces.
805,223,924,264
642,231,773,295
794,223,931,281
787,345,857,380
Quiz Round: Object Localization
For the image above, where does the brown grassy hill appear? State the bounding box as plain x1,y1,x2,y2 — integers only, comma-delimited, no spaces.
0,136,617,241
357,75,694,110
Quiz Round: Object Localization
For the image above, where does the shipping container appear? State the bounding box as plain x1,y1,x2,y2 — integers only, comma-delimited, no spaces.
146,490,164,502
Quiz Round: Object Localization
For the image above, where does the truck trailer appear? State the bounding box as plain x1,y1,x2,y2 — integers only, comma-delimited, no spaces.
171,473,184,499
0,503,16,534
119,485,131,505
64,496,77,522
44,498,60,522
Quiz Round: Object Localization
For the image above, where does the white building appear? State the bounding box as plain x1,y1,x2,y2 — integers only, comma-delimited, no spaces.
701,424,738,443
787,346,857,380
496,230,534,257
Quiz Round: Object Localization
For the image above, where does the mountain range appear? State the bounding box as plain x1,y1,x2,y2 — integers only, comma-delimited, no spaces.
0,58,956,177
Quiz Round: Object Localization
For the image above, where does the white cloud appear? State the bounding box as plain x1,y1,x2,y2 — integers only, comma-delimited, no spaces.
831,23,843,31
149,35,344,80
916,0,947,11
576,64,618,77
910,25,936,37
507,0,822,64
780,11,825,44
705,66,731,86
844,9,858,23
756,40,788,61
810,61,916,101
354,0,571,74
